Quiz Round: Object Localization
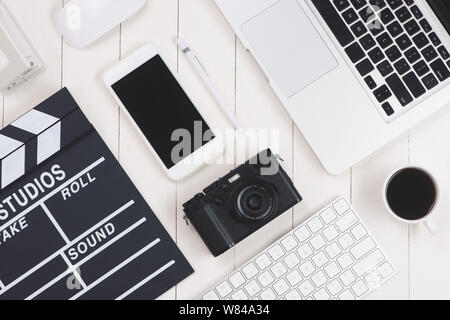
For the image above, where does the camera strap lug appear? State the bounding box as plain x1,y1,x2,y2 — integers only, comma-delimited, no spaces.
275,154,284,162
183,215,190,226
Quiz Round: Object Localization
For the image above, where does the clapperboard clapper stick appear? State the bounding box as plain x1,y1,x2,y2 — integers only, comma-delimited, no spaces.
0,88,193,300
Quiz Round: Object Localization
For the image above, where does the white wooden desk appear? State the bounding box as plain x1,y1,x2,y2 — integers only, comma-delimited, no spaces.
3,0,450,300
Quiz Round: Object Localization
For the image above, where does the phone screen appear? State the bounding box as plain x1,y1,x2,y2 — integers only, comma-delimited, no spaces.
111,55,214,169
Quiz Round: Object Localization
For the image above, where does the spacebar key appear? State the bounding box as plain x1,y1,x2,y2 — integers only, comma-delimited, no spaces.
311,0,355,47
386,74,414,106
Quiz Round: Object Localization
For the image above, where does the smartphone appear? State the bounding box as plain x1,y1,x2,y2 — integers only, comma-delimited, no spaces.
104,44,223,181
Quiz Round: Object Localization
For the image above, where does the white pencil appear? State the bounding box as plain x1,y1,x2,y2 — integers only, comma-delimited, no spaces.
177,38,242,130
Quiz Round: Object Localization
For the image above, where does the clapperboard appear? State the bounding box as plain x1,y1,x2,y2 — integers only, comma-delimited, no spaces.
0,88,193,300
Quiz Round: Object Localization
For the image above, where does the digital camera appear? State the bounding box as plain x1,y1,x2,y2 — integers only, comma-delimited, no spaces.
183,149,302,257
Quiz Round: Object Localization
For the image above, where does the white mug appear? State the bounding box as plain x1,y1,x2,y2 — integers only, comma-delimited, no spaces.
382,166,439,235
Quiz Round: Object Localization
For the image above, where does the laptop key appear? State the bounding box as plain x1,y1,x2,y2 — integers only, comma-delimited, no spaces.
356,58,375,76
381,102,394,116
413,60,430,77
421,45,438,62
419,19,432,33
360,34,376,50
351,0,367,10
394,58,411,75
429,32,441,46
377,59,394,76
342,7,359,24
364,75,377,89
410,5,423,19
386,73,414,106
396,34,412,50
404,20,420,36
312,0,355,47
422,73,439,90
369,0,386,11
373,85,392,102
437,46,450,60
405,0,414,6
379,8,394,24
386,45,402,62
387,0,402,10
395,6,412,23
351,21,368,37
345,42,366,63
405,47,420,64
359,6,376,23
386,21,403,38
412,32,429,49
402,71,426,98
430,59,450,82
333,0,351,11
368,19,384,36
368,47,385,64
376,32,393,49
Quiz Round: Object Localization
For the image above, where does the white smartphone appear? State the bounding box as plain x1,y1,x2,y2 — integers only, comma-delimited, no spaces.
104,44,223,181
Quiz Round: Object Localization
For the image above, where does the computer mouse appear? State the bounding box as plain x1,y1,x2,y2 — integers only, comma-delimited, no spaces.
57,0,145,48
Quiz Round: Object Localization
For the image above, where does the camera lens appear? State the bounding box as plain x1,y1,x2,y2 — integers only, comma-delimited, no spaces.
236,184,275,221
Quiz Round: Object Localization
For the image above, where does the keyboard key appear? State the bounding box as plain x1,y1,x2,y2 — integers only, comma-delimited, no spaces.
257,271,275,287
270,261,288,278
429,32,441,46
368,19,384,36
299,261,316,277
382,102,395,116
377,60,394,77
339,289,356,300
242,263,259,279
366,272,382,288
255,253,272,270
421,45,438,62
370,0,386,10
345,42,366,63
342,7,359,24
394,58,411,75
320,207,338,224
351,224,368,240
298,280,315,296
396,34,412,50
422,73,439,90
413,32,429,49
325,242,342,259
229,272,246,288
356,58,375,76
307,216,324,233
323,225,340,242
404,19,420,36
438,46,450,60
268,244,285,261
351,0,367,10
386,73,414,106
281,235,298,251
337,252,355,269
386,45,402,62
360,34,376,50
419,19,432,33
359,6,376,23
405,47,420,63
340,269,357,286
351,21,368,37
312,0,355,47
231,289,248,300
311,271,328,287
333,0,351,11
314,288,331,300
413,60,430,77
377,261,395,278
203,290,220,300
368,47,385,63
327,279,344,295
333,198,351,214
364,75,377,89
379,8,395,24
310,234,327,250
273,279,290,295
284,252,300,269
350,237,376,259
285,289,302,300
324,261,342,278
244,280,262,297
410,5,423,19
294,225,311,242
402,71,426,98
395,6,412,23
386,21,403,38
338,233,355,249
312,251,329,268
386,0,402,10
260,288,276,300
352,280,369,297
430,59,450,81
352,249,385,277
336,211,359,232
297,243,314,259
216,281,233,297
376,32,393,49
286,270,302,286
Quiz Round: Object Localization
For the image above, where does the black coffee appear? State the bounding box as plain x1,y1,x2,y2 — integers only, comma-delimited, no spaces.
386,168,436,221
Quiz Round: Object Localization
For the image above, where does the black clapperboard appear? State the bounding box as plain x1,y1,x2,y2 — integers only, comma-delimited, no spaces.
0,88,193,300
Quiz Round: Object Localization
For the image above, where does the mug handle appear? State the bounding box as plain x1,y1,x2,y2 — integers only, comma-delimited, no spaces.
424,219,437,235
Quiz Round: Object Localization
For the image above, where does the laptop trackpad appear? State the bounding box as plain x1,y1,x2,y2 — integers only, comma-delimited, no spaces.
241,0,338,97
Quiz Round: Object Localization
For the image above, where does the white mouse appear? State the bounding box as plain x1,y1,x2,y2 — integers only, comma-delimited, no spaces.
57,0,145,48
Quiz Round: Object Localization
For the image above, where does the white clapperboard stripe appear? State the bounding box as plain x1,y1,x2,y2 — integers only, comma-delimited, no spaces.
0,87,91,190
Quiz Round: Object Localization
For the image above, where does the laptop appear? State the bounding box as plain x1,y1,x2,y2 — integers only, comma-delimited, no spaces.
215,0,450,174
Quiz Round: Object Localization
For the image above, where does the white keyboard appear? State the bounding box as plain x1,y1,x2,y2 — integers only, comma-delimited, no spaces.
201,197,395,300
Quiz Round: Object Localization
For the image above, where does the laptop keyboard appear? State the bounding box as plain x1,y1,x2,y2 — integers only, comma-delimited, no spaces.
312,0,450,120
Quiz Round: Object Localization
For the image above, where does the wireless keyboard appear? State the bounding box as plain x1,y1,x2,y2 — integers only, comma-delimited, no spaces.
201,197,395,300
312,0,450,121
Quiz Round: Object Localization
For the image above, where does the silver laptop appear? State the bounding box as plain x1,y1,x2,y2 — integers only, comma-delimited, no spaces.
215,0,450,174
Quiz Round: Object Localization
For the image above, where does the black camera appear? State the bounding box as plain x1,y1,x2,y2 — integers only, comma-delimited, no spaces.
183,149,302,257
